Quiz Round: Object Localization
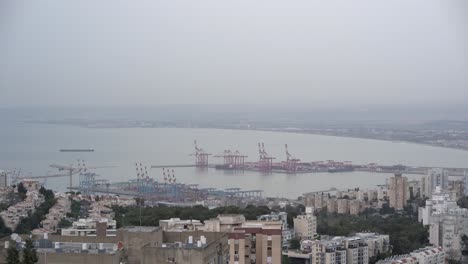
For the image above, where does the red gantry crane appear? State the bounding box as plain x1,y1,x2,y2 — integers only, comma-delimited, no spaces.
258,143,275,172
190,140,211,167
283,144,301,173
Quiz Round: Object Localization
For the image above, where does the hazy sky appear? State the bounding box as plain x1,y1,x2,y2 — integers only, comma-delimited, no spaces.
1,0,467,107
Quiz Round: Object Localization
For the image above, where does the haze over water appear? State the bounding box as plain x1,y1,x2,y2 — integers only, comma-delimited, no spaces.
2,120,468,198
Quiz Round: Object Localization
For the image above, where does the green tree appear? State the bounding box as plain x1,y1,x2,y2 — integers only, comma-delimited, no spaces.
57,219,72,228
6,246,20,264
289,238,301,250
17,183,27,201
458,196,468,209
22,239,38,264
461,235,468,256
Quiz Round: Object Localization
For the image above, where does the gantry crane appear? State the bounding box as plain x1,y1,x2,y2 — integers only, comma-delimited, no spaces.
190,140,211,167
18,160,114,190
284,144,301,173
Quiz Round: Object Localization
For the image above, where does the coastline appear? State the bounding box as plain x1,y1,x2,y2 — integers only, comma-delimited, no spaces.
28,120,468,153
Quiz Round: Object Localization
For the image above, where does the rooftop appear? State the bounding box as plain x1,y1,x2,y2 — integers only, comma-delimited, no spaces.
121,226,160,233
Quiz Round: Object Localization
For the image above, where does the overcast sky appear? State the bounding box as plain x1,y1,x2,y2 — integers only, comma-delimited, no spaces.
1,0,467,107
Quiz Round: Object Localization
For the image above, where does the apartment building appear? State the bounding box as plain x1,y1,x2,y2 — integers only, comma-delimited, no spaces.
159,218,203,231
388,173,408,210
355,233,390,259
293,207,316,240
418,187,468,260
258,212,294,247
421,168,449,199
337,199,350,214
61,218,117,237
204,214,246,232
376,246,445,264
228,221,282,264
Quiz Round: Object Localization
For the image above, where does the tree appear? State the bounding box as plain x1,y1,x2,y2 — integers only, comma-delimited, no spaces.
22,239,38,264
289,238,301,250
17,183,27,201
6,246,20,264
58,219,72,228
461,235,468,256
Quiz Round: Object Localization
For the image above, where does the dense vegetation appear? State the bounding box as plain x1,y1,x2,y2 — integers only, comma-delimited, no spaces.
14,187,56,234
112,204,271,228
67,199,85,220
0,217,12,238
316,210,429,255
457,196,468,209
6,238,38,264
16,183,27,201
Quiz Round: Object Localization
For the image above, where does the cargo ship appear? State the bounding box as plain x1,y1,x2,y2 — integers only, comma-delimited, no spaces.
59,149,94,152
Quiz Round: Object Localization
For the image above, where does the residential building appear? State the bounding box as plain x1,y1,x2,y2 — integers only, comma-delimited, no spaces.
343,237,369,264
422,168,449,199
293,207,317,240
61,218,117,237
388,173,408,210
418,188,468,260
20,179,42,192
40,194,70,232
327,198,337,214
228,221,282,264
376,246,445,264
311,237,368,264
349,200,361,215
0,170,7,187
159,218,203,231
0,190,44,230
258,212,294,247
141,230,228,264
355,233,390,259
203,214,245,232
310,239,347,264
337,199,350,214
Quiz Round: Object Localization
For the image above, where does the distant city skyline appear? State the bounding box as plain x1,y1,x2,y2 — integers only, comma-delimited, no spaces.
1,0,467,107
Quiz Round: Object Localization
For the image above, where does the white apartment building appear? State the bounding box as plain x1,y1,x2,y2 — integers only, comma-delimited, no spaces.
159,218,203,231
61,218,117,237
418,187,468,260
355,233,391,259
376,246,445,264
293,207,317,240
311,237,368,264
421,168,449,199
